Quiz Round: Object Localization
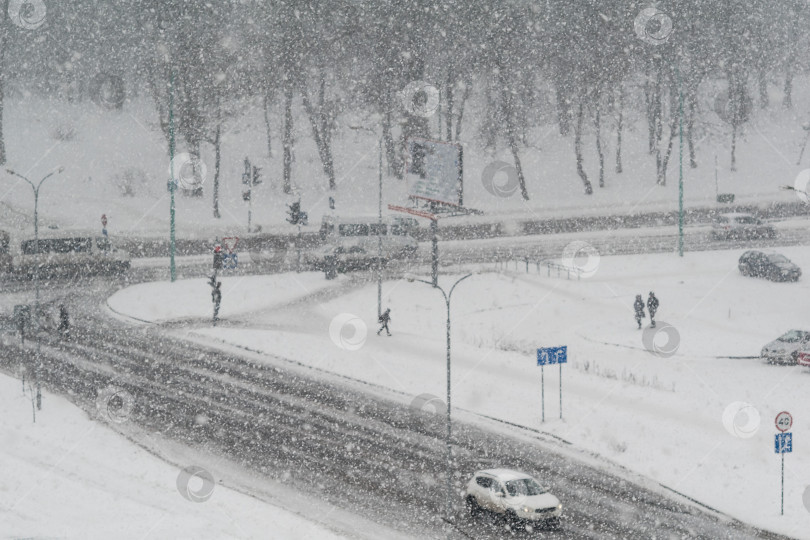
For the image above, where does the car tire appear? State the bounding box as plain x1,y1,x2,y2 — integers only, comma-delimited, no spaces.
791,351,799,365
504,509,521,530
546,517,562,530
466,496,481,517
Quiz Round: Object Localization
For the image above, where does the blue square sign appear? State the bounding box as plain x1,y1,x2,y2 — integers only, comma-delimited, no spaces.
775,432,793,454
537,346,567,366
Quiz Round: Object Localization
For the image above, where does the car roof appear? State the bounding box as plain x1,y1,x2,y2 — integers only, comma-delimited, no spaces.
476,469,533,482
742,250,783,257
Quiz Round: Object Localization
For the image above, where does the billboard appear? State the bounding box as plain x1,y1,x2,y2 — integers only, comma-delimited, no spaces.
406,138,463,206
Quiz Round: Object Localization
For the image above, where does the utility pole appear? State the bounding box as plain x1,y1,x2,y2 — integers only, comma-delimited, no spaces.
676,63,684,258
169,71,177,282
377,138,383,319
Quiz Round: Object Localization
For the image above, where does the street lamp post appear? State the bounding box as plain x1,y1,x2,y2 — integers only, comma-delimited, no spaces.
407,272,473,526
5,166,65,409
650,55,686,255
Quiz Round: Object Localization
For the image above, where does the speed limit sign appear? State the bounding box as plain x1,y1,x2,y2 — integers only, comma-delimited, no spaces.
775,411,793,433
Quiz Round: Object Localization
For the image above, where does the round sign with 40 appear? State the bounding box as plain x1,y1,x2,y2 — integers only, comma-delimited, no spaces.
775,411,793,433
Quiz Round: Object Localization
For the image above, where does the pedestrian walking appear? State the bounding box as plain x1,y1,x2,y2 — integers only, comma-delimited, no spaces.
212,281,222,326
377,308,391,336
633,295,645,329
647,291,659,328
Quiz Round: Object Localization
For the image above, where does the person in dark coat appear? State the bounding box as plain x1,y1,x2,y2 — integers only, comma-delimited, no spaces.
647,291,659,328
58,304,70,340
633,295,645,329
212,281,222,326
377,308,391,336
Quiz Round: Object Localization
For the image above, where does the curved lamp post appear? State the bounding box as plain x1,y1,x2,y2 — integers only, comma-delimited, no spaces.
406,272,473,525
5,166,65,409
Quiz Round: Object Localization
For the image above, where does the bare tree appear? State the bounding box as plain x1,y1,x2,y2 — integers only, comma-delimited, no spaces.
574,102,593,195
0,0,9,166
615,86,623,174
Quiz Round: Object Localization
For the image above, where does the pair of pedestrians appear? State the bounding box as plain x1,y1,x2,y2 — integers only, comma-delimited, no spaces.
633,292,659,329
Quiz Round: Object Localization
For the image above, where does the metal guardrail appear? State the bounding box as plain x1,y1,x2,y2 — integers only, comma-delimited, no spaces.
494,257,582,280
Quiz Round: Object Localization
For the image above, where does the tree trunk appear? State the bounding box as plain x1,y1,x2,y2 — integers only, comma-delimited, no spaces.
282,81,293,194
382,89,401,179
556,77,570,136
484,81,497,150
595,105,604,188
731,124,737,172
758,70,768,108
298,75,336,190
0,0,10,166
783,68,793,110
645,76,655,154
615,87,623,174
191,140,203,195
507,130,529,201
574,103,593,195
213,121,221,218
687,88,697,168
497,61,529,200
658,112,677,186
445,70,454,141
454,77,471,141
263,91,273,159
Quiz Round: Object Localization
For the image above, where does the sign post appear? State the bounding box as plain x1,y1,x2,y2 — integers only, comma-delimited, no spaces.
774,411,793,516
537,346,567,422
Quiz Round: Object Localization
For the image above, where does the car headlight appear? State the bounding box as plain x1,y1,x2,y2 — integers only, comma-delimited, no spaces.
557,503,563,510
522,506,532,513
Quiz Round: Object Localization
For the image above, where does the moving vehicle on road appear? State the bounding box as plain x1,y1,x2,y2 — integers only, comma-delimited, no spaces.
711,213,776,240
761,330,810,365
310,215,418,271
16,235,130,277
738,250,801,282
463,469,562,529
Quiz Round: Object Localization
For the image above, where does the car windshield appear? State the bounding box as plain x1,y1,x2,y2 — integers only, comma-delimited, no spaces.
779,330,808,343
767,254,789,263
504,478,546,497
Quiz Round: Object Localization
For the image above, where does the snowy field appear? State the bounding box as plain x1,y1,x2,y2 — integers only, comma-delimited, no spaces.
110,246,810,539
107,272,341,323
0,371,348,540
1,84,809,243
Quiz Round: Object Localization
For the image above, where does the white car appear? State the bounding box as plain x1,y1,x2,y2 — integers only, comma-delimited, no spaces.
711,213,776,240
463,469,562,528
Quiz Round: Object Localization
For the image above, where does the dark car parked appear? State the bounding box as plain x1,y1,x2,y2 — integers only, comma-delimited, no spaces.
738,251,801,282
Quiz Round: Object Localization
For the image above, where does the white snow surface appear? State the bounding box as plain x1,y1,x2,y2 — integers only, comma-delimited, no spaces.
111,245,810,539
0,90,807,242
107,272,340,323
0,371,347,540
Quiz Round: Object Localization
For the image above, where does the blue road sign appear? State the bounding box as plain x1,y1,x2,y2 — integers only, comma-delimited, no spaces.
222,253,238,270
775,432,793,454
537,346,567,366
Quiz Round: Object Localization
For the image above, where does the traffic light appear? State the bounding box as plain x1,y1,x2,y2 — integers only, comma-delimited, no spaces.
213,245,223,270
287,201,301,225
242,157,251,185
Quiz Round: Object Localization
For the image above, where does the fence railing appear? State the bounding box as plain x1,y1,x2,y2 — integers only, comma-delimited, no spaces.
494,257,582,280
